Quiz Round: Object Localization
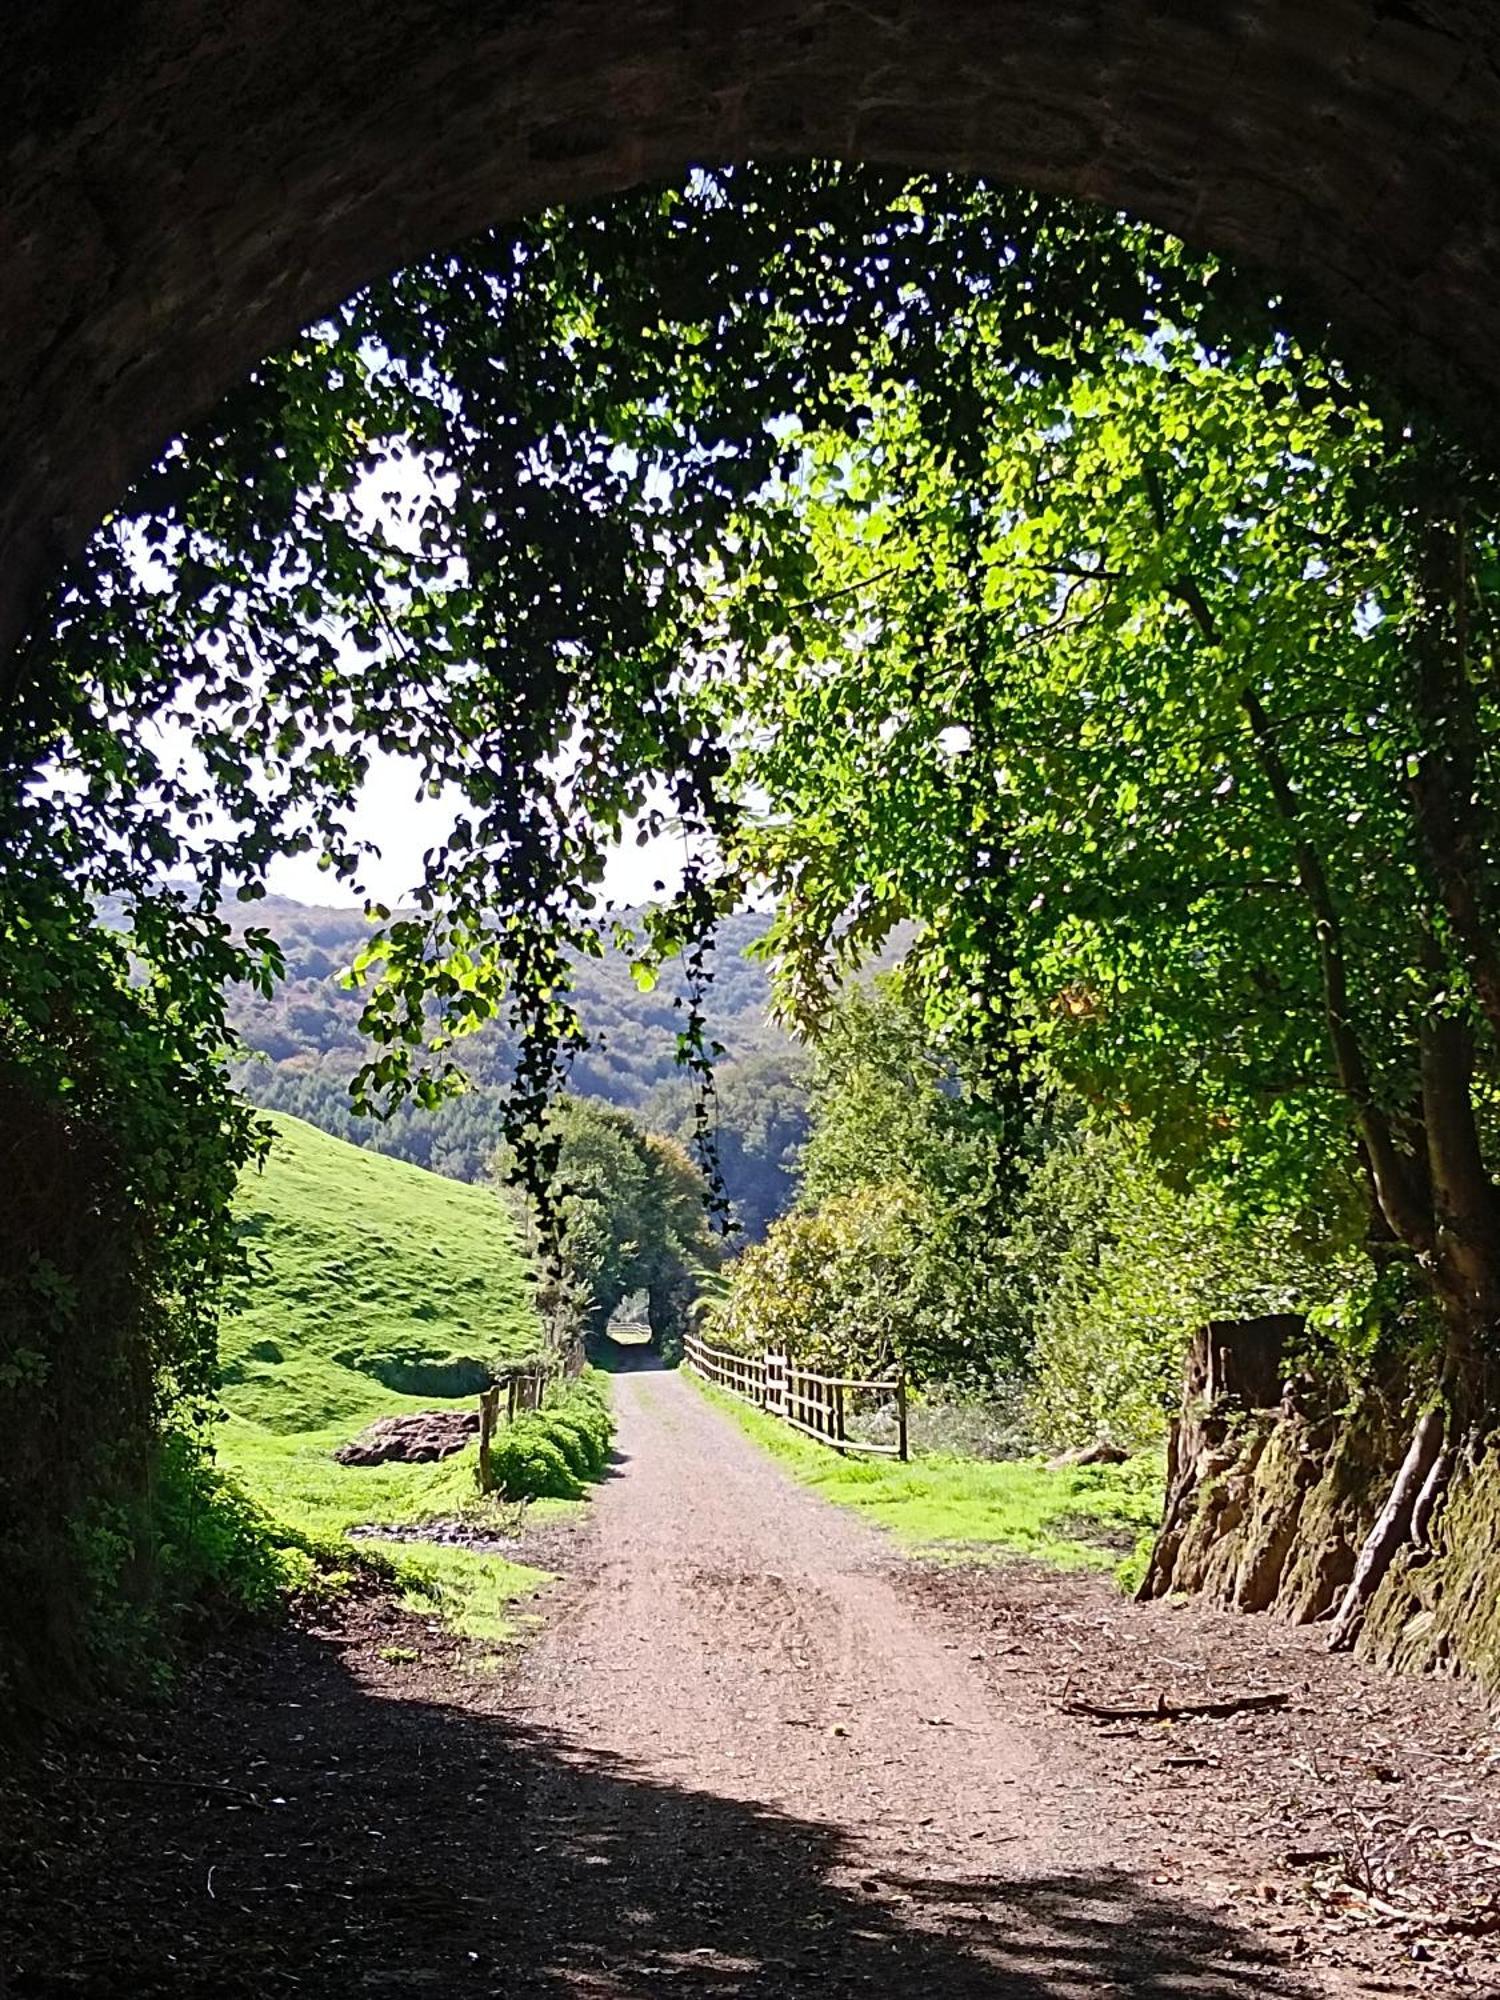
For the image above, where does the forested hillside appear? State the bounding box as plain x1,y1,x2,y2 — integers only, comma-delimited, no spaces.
228,899,811,1227
228,899,788,1103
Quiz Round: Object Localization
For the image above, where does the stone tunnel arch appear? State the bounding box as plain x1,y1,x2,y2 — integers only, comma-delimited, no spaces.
5,1,1500,666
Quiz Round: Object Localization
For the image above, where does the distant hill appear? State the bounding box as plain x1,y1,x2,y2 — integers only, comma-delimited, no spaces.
226,897,791,1107
216,894,907,1227
226,896,816,1226
220,1111,542,1435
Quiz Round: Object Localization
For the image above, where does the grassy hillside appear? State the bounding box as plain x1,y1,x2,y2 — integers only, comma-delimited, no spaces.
216,1114,559,1643
221,1111,541,1434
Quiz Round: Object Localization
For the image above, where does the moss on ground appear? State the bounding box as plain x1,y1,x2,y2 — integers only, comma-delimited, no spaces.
1361,1447,1500,1686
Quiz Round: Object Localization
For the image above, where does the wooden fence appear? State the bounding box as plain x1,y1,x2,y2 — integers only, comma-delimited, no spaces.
683,1333,908,1461
476,1342,588,1492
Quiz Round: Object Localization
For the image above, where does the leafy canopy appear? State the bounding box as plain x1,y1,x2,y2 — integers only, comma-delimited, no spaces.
16,159,1491,1409
8,167,1270,1196
725,279,1500,1281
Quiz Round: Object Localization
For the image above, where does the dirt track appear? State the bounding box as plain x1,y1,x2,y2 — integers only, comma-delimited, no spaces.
5,1365,1499,1996
506,1366,1335,1997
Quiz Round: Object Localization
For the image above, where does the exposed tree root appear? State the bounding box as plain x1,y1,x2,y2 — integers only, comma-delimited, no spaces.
1411,1445,1451,1551
1327,1406,1446,1654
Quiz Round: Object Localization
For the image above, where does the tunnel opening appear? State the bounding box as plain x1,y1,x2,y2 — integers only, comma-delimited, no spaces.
5,6,1500,1726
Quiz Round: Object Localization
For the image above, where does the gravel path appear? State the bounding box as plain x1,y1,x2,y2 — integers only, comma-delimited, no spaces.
10,1366,1487,1995
502,1367,1335,1997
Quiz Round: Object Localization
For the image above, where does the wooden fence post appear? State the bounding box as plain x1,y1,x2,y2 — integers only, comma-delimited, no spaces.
478,1386,500,1494
765,1351,784,1417
896,1372,909,1462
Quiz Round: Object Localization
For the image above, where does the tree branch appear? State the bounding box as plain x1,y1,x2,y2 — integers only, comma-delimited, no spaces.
1404,499,1500,1053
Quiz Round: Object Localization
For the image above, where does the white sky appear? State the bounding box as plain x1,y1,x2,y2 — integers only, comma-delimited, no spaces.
136,435,693,914
260,751,683,911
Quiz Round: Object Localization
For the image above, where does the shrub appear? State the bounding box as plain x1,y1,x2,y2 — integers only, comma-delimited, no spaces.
148,1433,290,1617
543,1415,595,1480
714,1185,923,1377
0,1036,260,1721
547,1377,614,1472
904,1383,1036,1461
485,1375,615,1500
1012,1119,1363,1451
545,1410,607,1479
488,1425,581,1501
76,1430,361,1689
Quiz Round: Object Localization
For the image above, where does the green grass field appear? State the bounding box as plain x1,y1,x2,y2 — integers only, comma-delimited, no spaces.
691,1376,1162,1585
216,1112,561,1642
221,1110,543,1432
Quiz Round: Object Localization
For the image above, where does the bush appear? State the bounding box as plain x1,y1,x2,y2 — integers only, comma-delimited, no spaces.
549,1374,614,1474
0,1034,264,1721
543,1414,595,1480
488,1425,581,1500
1011,1119,1364,1452
545,1409,609,1479
77,1431,361,1689
714,1185,924,1377
148,1433,290,1617
904,1383,1036,1461
486,1375,616,1500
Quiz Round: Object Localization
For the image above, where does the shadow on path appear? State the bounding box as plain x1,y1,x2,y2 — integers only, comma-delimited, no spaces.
1,1617,1307,1998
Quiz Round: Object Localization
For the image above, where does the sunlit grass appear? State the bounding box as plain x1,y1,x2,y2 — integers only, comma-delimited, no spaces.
213,1113,579,1640
216,1412,565,1644
218,1413,566,1539
222,1110,541,1434
389,1541,549,1645
691,1376,1162,1584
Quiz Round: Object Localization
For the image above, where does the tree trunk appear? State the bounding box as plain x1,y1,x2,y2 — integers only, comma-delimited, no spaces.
1138,1316,1300,1601
1410,1446,1450,1550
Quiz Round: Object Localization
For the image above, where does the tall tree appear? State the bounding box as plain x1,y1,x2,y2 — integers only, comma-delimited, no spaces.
10,170,1257,1179
713,977,1031,1384
500,1099,719,1350
800,977,1031,1375
721,285,1500,1622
